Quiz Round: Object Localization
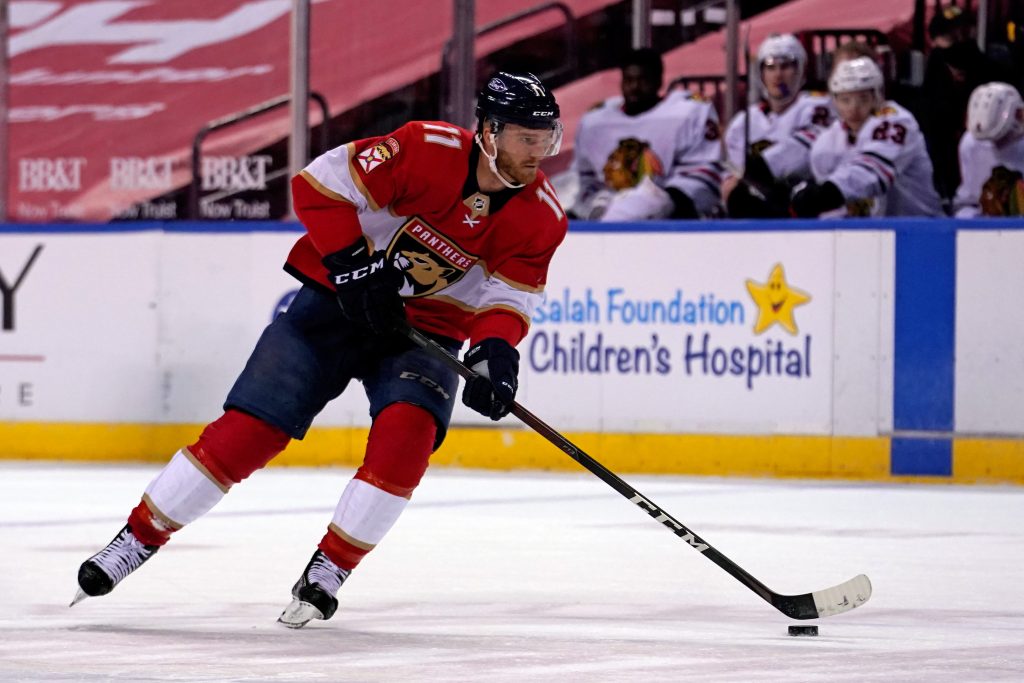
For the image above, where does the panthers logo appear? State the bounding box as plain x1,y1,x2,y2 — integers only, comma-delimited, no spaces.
387,218,477,297
602,138,664,190
394,249,459,295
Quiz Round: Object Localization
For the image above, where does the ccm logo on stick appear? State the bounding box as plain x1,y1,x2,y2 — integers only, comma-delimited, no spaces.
398,371,450,399
628,493,709,551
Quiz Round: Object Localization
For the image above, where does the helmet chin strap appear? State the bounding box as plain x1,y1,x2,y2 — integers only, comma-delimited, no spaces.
475,132,524,189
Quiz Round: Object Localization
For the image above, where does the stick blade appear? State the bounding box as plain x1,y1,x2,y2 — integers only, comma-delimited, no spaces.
773,574,872,620
812,573,872,618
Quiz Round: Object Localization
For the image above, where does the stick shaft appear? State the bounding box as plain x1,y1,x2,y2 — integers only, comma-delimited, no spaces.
743,26,752,159
404,326,778,605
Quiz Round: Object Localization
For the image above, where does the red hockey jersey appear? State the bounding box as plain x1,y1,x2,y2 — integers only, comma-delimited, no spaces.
286,121,568,347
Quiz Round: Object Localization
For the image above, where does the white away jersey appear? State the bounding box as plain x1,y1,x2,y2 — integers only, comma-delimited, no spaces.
809,101,942,217
953,133,1024,217
725,92,833,180
571,89,722,217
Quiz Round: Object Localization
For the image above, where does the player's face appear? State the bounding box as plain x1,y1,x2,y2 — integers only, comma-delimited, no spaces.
493,124,558,184
762,59,799,101
621,65,661,111
834,90,877,132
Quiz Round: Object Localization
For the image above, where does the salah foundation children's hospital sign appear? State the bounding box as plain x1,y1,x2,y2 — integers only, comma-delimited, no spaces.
1,219,1023,484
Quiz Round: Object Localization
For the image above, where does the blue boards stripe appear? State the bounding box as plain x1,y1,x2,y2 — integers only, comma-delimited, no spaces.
892,228,956,476
891,438,953,476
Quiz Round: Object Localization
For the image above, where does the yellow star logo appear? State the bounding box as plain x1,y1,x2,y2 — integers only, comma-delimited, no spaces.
745,263,811,335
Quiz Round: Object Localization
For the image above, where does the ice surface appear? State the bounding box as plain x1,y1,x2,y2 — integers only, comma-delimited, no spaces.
1,461,1022,682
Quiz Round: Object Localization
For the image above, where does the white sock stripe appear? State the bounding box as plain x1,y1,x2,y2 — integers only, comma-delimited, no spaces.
141,493,182,531
144,450,227,527
181,447,230,494
332,479,409,546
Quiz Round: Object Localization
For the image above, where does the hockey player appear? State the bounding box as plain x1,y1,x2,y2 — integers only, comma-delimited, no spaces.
71,72,569,628
793,57,943,217
569,48,723,221
953,82,1024,217
723,33,833,217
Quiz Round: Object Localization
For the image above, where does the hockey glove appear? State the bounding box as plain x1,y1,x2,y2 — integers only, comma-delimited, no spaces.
664,187,699,219
790,181,845,218
322,236,406,335
461,338,519,421
744,152,775,189
727,153,791,218
727,180,773,218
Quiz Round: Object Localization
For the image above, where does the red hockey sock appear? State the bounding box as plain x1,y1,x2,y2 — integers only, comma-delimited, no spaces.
188,409,291,487
356,402,436,497
318,528,372,570
127,498,176,547
125,410,290,546
318,402,436,571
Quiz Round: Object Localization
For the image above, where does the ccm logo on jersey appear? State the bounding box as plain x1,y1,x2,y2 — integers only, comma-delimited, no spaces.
355,137,400,173
331,255,387,285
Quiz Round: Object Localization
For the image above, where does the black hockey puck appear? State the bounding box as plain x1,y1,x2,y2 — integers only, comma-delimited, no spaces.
788,625,819,636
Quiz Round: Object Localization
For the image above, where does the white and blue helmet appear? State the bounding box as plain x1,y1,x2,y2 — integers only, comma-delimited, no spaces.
967,82,1024,142
828,57,884,100
757,33,807,102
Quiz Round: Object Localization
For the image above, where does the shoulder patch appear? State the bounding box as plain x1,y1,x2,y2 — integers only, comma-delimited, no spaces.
687,91,709,103
355,138,399,174
878,105,898,117
808,90,828,97
588,100,604,111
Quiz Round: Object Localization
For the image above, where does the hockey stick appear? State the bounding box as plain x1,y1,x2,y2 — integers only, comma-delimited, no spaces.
404,325,872,620
743,25,752,163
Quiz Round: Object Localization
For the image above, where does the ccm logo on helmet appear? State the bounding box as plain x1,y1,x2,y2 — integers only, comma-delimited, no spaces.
532,110,555,117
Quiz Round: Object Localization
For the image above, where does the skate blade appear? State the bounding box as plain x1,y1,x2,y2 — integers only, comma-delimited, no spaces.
277,599,325,629
69,587,89,608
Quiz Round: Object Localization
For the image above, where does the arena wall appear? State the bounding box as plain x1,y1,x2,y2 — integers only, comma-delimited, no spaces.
1,218,1022,483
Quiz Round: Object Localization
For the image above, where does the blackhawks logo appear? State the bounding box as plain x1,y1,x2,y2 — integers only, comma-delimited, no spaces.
981,166,1024,216
602,137,664,190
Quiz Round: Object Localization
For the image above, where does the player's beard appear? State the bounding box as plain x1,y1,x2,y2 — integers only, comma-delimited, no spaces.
496,148,538,186
623,93,660,116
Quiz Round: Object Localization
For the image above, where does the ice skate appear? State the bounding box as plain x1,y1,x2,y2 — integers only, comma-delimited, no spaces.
277,550,350,629
70,524,160,606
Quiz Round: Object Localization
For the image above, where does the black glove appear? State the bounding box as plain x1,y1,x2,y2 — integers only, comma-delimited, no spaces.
744,152,775,188
790,181,845,218
728,180,772,218
664,187,699,219
322,236,405,335
727,154,791,218
461,338,519,421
